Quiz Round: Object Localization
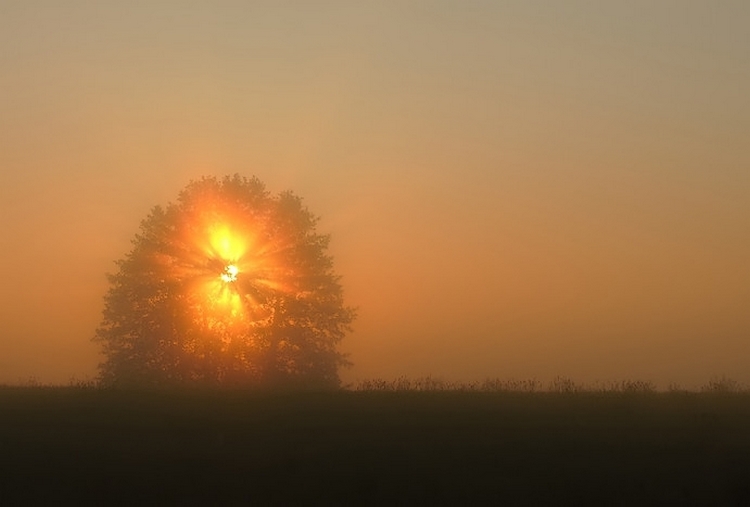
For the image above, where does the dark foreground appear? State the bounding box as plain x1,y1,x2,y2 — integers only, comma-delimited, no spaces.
1,388,749,505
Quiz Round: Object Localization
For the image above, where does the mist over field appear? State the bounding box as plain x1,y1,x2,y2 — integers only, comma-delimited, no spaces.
1,2,749,388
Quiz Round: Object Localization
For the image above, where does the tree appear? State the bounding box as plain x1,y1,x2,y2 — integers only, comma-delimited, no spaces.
94,175,355,388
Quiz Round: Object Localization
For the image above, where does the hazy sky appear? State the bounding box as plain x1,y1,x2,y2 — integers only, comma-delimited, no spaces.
1,1,748,387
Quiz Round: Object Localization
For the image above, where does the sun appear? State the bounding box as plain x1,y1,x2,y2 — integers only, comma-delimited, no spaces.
220,264,239,283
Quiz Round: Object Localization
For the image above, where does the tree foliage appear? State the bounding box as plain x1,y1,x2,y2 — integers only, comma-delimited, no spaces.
94,175,355,388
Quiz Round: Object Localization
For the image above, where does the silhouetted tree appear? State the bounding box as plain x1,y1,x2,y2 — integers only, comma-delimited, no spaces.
94,175,355,388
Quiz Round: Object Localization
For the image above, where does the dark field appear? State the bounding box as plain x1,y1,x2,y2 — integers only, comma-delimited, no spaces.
2,387,750,505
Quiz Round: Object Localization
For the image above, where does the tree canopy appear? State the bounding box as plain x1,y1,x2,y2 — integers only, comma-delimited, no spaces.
94,175,355,388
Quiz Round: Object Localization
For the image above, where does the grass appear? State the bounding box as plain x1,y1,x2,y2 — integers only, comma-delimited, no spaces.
1,381,749,505
350,375,748,394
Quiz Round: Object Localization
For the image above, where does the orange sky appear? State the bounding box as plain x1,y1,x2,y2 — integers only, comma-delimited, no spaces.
1,2,748,388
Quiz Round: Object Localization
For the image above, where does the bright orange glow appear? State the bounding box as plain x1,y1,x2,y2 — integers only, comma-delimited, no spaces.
165,197,296,341
208,224,248,263
197,223,262,325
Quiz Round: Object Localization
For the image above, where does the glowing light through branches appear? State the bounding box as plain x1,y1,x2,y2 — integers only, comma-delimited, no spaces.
220,264,239,283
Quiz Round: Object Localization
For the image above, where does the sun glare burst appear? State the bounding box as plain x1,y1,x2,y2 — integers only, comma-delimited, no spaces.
188,214,285,328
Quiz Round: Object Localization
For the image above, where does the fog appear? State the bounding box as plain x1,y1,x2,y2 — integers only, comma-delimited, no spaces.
1,2,748,388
